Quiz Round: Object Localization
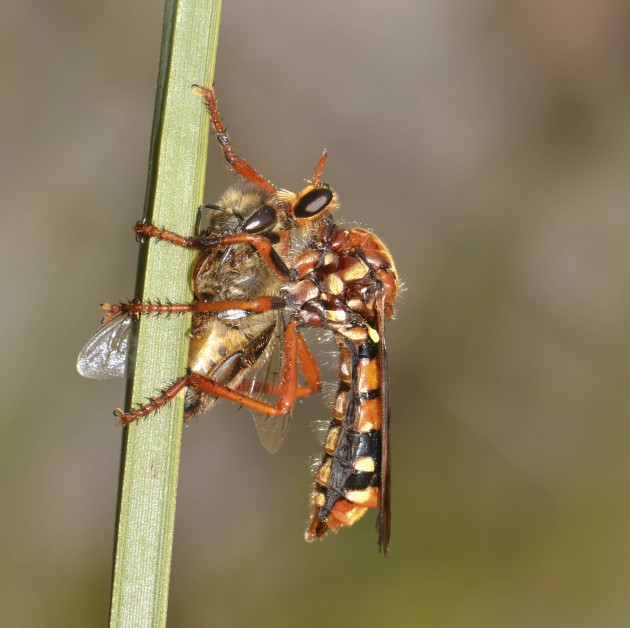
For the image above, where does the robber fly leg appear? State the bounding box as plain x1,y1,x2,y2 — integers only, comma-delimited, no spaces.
193,85,277,195
187,318,303,416
134,222,292,283
115,376,188,426
103,296,286,320
236,329,321,399
200,232,293,280
115,320,303,425
133,222,206,248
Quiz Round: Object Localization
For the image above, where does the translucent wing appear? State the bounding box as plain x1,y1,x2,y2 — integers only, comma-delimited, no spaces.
236,314,293,454
77,312,132,379
375,292,391,555
253,412,292,454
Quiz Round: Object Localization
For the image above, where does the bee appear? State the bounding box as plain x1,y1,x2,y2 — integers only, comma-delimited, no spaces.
78,180,319,453
78,85,398,553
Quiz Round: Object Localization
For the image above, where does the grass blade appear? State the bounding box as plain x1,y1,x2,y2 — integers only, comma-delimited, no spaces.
109,1,222,626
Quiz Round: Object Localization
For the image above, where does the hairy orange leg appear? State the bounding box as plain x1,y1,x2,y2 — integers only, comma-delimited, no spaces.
104,296,286,321
134,222,203,248
194,85,276,194
115,320,304,426
134,222,292,281
236,330,321,399
211,233,291,279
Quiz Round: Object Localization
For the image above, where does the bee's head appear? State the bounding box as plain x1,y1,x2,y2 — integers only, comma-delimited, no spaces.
200,182,280,237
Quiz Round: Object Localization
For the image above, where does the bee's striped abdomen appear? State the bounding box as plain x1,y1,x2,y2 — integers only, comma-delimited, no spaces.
306,334,383,540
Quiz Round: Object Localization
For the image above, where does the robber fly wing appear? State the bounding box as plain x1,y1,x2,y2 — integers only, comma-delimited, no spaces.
375,292,391,555
77,312,132,380
239,314,293,454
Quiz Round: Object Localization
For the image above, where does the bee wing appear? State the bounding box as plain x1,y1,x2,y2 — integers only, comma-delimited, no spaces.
77,312,132,380
375,292,391,555
238,314,293,454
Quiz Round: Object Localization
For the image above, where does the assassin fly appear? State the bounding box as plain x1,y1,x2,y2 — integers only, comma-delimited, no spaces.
78,85,398,553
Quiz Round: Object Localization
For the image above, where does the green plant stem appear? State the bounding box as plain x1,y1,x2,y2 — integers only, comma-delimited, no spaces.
109,1,222,626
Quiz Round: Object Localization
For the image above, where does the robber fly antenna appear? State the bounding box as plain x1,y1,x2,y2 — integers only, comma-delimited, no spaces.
312,148,328,186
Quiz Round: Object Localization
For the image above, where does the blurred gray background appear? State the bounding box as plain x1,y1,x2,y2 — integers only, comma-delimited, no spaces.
2,1,630,626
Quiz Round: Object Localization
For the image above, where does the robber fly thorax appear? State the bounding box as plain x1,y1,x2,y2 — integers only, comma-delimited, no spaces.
78,85,398,553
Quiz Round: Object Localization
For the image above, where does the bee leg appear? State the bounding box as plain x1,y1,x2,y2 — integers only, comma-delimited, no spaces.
192,250,216,299
236,330,321,399
194,85,277,195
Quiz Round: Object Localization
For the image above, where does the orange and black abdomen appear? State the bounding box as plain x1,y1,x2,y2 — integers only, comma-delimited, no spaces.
306,334,383,540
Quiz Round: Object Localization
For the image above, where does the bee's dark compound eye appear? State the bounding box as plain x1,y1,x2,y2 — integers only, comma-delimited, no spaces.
243,204,277,233
293,188,333,219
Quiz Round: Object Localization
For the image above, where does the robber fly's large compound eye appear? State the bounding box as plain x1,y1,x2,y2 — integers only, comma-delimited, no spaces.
242,204,277,233
292,187,334,219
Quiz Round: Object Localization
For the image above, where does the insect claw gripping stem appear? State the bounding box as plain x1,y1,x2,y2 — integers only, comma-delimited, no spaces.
132,218,294,282
115,375,188,426
133,221,202,249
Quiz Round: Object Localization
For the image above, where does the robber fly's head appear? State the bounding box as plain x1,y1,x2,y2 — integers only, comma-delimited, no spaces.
276,149,339,229
288,182,338,224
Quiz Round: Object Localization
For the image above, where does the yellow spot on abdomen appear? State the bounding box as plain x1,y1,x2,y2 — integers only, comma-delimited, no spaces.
345,486,379,508
325,426,341,454
316,459,333,486
354,456,375,472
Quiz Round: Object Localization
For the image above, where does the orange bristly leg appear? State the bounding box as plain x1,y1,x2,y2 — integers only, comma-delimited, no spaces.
115,320,303,426
195,85,276,194
216,233,292,279
135,222,292,282
236,330,321,399
134,222,203,248
104,296,286,320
